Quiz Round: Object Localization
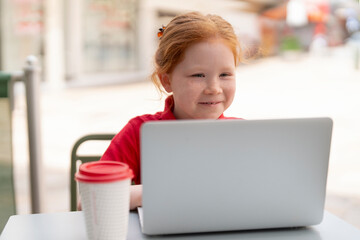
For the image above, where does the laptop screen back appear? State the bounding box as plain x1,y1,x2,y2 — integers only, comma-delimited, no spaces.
140,118,333,235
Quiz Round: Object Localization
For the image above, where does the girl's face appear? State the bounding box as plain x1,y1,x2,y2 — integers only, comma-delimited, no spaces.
161,39,236,119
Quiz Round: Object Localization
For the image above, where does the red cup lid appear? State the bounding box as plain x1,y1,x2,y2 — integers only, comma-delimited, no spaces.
75,161,134,183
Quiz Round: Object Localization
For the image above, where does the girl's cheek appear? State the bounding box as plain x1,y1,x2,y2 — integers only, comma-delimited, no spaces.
222,79,236,89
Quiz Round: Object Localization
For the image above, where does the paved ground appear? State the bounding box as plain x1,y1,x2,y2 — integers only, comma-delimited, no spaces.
10,46,360,229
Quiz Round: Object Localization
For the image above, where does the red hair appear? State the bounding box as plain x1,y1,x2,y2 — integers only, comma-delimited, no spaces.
151,12,241,94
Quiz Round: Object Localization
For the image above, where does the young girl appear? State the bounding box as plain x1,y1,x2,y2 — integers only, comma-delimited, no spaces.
100,11,242,210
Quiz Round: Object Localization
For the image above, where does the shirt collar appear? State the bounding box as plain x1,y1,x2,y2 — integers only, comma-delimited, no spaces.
218,113,226,119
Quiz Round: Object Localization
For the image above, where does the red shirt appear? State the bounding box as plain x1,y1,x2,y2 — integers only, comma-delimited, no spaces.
100,96,238,184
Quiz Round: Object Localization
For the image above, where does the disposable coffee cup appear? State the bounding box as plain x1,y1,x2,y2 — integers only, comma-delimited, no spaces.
75,161,133,240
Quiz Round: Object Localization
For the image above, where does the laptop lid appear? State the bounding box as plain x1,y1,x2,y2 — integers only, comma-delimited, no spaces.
140,118,333,235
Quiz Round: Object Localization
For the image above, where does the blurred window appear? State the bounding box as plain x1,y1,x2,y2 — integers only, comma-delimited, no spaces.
82,0,138,73
0,0,44,73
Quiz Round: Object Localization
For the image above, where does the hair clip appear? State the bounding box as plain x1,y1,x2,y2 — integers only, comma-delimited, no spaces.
157,25,166,38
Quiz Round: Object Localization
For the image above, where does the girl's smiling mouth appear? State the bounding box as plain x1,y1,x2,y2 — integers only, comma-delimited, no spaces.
198,101,221,105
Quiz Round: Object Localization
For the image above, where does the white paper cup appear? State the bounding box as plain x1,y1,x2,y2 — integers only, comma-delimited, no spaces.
75,161,133,240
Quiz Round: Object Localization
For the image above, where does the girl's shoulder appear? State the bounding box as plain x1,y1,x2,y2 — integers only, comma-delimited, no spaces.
127,111,166,128
112,112,166,143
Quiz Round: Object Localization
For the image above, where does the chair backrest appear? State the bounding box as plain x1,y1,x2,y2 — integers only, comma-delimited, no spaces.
70,134,115,211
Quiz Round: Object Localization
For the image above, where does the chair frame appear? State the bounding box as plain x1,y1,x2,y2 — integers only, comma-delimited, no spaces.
70,134,115,211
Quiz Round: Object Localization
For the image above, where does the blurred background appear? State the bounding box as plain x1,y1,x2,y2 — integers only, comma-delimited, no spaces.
1,0,360,232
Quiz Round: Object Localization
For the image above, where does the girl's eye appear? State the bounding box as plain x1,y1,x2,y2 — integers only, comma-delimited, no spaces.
191,73,205,78
220,73,231,77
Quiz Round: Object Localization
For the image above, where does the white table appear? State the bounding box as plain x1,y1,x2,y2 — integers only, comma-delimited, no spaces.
1,211,360,240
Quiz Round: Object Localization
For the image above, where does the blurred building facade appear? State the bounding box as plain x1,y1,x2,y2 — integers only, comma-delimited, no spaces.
0,0,283,88
0,0,358,88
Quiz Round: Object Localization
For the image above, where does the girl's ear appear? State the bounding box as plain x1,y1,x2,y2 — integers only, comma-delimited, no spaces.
158,73,172,93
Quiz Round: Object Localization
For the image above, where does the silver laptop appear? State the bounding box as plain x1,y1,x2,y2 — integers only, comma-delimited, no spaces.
139,117,333,235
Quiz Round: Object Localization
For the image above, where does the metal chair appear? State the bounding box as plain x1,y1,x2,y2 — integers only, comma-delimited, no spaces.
70,134,115,211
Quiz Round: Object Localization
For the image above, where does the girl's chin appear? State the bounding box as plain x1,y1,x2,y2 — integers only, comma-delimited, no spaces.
194,113,223,120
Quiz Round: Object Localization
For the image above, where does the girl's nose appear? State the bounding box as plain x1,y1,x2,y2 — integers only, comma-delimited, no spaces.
203,78,223,95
